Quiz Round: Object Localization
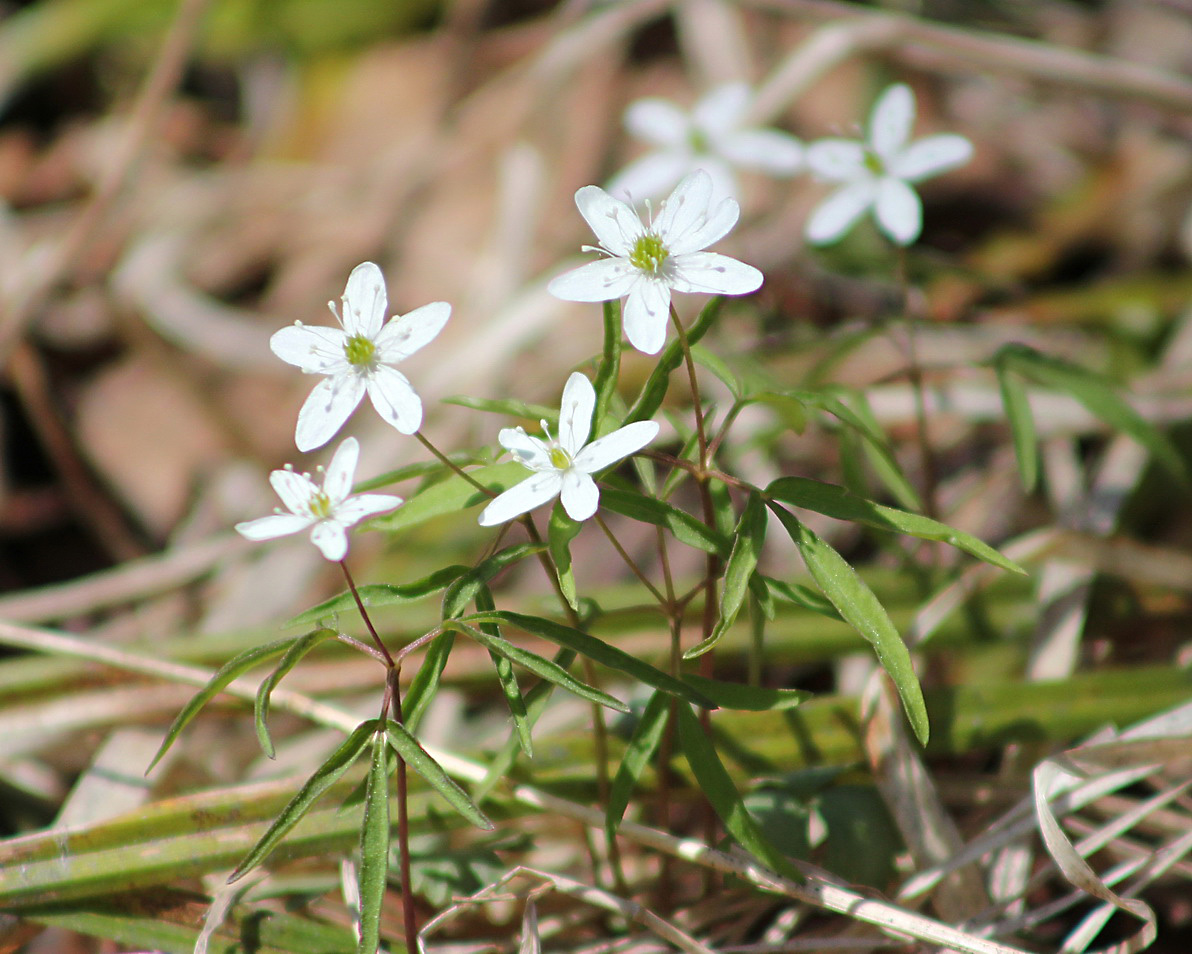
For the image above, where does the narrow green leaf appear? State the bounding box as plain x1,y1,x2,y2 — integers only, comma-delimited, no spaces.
402,631,454,733
768,504,929,745
353,453,480,493
475,584,532,758
676,704,799,879
993,356,1039,492
443,394,558,425
627,297,720,424
372,462,529,533
600,487,729,556
689,342,741,398
756,574,841,620
148,635,298,772
442,543,544,619
255,628,337,759
386,722,493,830
593,299,623,438
468,612,716,709
229,720,378,883
287,565,468,627
708,474,736,540
681,673,811,711
685,494,766,660
998,343,1188,484
738,391,806,434
837,391,921,512
357,728,390,954
548,505,583,611
766,477,1025,575
607,690,671,836
443,620,629,714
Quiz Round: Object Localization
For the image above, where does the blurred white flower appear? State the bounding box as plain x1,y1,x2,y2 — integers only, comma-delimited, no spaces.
271,262,450,452
548,170,763,355
478,373,659,525
804,83,973,247
235,437,401,562
606,83,804,204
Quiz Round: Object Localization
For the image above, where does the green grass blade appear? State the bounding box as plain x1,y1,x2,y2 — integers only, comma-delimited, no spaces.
287,565,468,627
600,487,729,556
768,504,930,746
993,356,1039,492
766,476,1025,574
229,720,379,883
255,628,337,759
386,722,492,830
357,728,391,954
607,689,671,837
681,673,811,711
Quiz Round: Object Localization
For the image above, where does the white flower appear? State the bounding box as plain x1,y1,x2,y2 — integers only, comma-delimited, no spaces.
548,170,763,355
478,373,659,526
804,83,973,247
606,83,804,204
235,437,401,561
271,262,450,452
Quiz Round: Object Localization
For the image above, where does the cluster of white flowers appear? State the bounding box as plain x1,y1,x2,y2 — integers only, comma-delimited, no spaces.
609,81,972,248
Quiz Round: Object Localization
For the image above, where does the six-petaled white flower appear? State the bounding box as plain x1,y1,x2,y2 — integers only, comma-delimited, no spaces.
804,83,973,247
235,437,402,562
271,262,450,452
606,83,804,204
478,373,659,526
548,170,763,356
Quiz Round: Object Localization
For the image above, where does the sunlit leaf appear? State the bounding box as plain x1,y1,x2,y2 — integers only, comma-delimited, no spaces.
255,628,338,759
607,690,671,837
386,723,492,830
356,728,390,954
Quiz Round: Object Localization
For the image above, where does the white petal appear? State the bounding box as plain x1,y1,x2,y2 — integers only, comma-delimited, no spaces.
605,151,691,204
374,301,450,363
874,177,922,246
805,140,867,182
548,258,639,303
477,472,563,526
622,280,672,355
560,469,599,522
310,521,349,561
665,193,740,255
669,251,762,296
322,436,359,502
693,159,741,206
336,493,403,524
575,185,644,257
573,420,659,473
623,98,689,146
365,365,422,434
270,324,349,375
559,372,595,455
888,134,973,183
499,427,553,471
692,83,750,136
341,262,388,338
869,83,915,161
654,170,714,245
804,181,878,246
718,129,804,175
295,373,365,452
235,512,312,541
270,467,319,515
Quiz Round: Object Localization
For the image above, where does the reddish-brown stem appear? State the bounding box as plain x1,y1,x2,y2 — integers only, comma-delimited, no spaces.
339,561,394,668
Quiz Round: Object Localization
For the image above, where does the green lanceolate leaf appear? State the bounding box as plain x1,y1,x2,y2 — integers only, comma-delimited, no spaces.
442,543,545,619
402,631,454,733
676,704,799,879
255,628,338,759
373,462,529,533
287,565,469,627
353,453,479,493
738,391,806,434
681,673,811,711
756,574,842,619
593,299,623,438
443,394,558,426
548,505,583,611
689,342,741,398
600,487,729,556
685,493,767,660
993,354,1039,492
229,720,379,883
607,689,671,836
356,728,390,954
768,504,929,745
468,612,716,710
475,584,532,757
996,343,1188,484
627,297,721,424
147,635,300,772
766,477,1024,575
837,391,921,512
443,620,628,714
386,722,492,830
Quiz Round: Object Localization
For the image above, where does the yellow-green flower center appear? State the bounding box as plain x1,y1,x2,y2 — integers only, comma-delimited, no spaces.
629,233,669,275
863,149,885,175
688,127,711,154
549,445,572,470
308,491,333,519
343,334,377,368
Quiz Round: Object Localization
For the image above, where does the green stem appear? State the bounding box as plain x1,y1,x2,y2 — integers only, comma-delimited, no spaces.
594,512,668,608
895,248,939,520
415,430,495,498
